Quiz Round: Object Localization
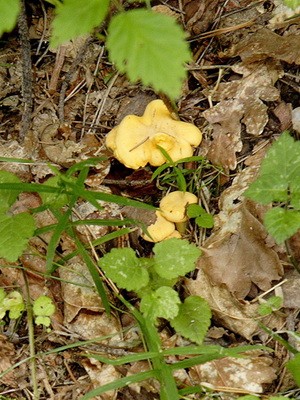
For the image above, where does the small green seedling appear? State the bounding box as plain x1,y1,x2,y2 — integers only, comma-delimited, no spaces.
0,288,25,320
99,238,211,345
187,203,214,229
257,296,283,316
33,295,55,328
245,132,300,244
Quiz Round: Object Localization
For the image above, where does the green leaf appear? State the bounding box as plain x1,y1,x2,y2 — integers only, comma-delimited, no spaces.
33,296,55,317
238,396,260,400
283,0,300,9
0,212,36,262
264,207,300,244
0,170,22,213
40,176,69,208
187,204,205,218
245,132,300,204
35,315,51,327
170,296,211,345
287,352,300,386
0,0,20,37
258,296,283,316
107,9,191,99
99,248,149,292
140,286,180,321
50,0,110,47
195,214,214,229
153,238,201,280
3,291,25,319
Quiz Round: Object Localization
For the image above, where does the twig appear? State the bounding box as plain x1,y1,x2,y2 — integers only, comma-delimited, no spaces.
22,271,39,400
18,0,33,142
58,36,93,122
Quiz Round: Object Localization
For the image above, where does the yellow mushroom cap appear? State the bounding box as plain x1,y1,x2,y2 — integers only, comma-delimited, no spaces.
160,191,198,223
105,99,202,169
142,211,175,242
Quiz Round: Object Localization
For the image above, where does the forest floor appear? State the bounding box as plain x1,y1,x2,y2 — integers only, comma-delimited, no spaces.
0,0,300,399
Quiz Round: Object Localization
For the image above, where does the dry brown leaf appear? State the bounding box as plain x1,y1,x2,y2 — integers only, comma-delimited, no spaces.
189,354,277,393
183,0,219,35
198,164,283,299
60,257,120,340
185,270,260,339
228,27,300,64
81,359,119,400
203,60,282,171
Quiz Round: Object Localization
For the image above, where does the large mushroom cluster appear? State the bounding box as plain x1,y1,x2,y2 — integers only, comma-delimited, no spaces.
105,99,203,242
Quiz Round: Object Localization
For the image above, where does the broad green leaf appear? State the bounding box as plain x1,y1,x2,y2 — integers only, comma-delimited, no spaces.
50,0,110,47
238,396,259,400
107,9,191,99
0,0,20,37
170,296,211,345
99,248,149,292
153,238,201,280
287,352,300,386
0,212,36,262
264,207,300,244
0,171,22,213
245,174,288,204
40,176,69,208
140,286,180,321
33,295,55,317
260,132,300,182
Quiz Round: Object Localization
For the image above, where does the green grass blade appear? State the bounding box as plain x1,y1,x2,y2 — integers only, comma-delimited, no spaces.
81,370,156,399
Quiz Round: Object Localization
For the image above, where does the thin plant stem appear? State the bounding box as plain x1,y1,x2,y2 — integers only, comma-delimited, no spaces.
22,270,39,400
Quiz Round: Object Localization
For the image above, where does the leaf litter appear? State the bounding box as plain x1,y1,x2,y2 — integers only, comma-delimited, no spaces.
0,0,300,398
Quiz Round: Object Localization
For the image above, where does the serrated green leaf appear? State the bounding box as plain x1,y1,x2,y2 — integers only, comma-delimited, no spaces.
264,207,300,244
153,238,201,280
245,174,288,204
287,352,300,386
50,0,110,47
0,170,22,213
0,212,36,262
140,286,180,321
260,132,300,181
107,9,191,99
99,248,149,292
0,0,20,37
33,295,55,317
170,296,211,345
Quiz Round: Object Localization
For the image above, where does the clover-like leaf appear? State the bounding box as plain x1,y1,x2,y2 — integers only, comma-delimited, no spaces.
99,248,149,292
3,291,25,319
153,238,201,280
140,286,180,322
33,295,55,317
170,296,211,345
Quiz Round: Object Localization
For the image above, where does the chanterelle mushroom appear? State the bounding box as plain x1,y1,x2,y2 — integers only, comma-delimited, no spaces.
141,211,177,242
160,191,198,223
106,99,202,169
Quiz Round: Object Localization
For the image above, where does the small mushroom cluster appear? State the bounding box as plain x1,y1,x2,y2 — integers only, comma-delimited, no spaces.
106,99,202,169
142,191,198,242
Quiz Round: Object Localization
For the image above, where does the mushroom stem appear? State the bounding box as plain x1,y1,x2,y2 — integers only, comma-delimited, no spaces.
175,220,188,235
